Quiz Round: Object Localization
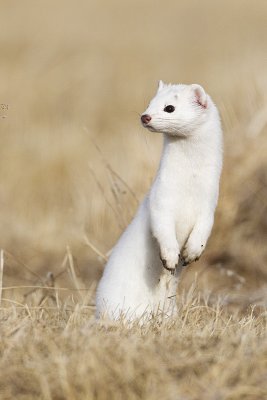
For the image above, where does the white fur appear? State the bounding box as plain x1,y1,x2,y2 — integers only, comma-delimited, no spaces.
96,81,223,321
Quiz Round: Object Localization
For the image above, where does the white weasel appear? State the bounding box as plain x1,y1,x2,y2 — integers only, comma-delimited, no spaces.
96,81,223,321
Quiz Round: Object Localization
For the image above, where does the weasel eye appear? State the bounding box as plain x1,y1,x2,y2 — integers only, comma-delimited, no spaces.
164,105,175,113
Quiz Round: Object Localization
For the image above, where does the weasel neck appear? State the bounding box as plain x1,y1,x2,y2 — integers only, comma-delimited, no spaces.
160,133,201,170
157,120,220,179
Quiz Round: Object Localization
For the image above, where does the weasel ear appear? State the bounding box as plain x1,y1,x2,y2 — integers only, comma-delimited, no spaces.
191,84,208,108
157,80,165,92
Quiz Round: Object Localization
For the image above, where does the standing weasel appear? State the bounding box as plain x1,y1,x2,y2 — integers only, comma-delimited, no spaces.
96,81,223,321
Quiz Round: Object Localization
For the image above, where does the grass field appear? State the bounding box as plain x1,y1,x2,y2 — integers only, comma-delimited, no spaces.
0,0,267,398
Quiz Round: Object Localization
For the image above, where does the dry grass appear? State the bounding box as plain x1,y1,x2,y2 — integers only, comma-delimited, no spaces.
0,289,266,400
0,0,267,398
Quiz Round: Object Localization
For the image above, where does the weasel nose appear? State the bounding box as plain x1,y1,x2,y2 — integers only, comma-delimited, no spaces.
141,114,152,125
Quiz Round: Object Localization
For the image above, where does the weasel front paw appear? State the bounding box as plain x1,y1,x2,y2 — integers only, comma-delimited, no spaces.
182,240,205,266
160,246,180,274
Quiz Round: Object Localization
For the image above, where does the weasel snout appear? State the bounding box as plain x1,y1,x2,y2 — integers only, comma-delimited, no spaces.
141,114,151,125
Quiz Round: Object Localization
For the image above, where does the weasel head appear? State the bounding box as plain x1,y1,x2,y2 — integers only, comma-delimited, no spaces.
141,81,211,137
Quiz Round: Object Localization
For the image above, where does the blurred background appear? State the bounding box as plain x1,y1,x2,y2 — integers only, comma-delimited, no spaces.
0,0,266,305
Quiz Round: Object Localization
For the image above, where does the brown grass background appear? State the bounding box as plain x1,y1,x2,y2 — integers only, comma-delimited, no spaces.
0,1,267,399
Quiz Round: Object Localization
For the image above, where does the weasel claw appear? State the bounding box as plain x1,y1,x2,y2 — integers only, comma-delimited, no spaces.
182,258,189,267
159,255,177,274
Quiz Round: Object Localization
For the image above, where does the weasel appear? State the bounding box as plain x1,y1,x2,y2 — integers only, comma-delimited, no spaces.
95,81,223,321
